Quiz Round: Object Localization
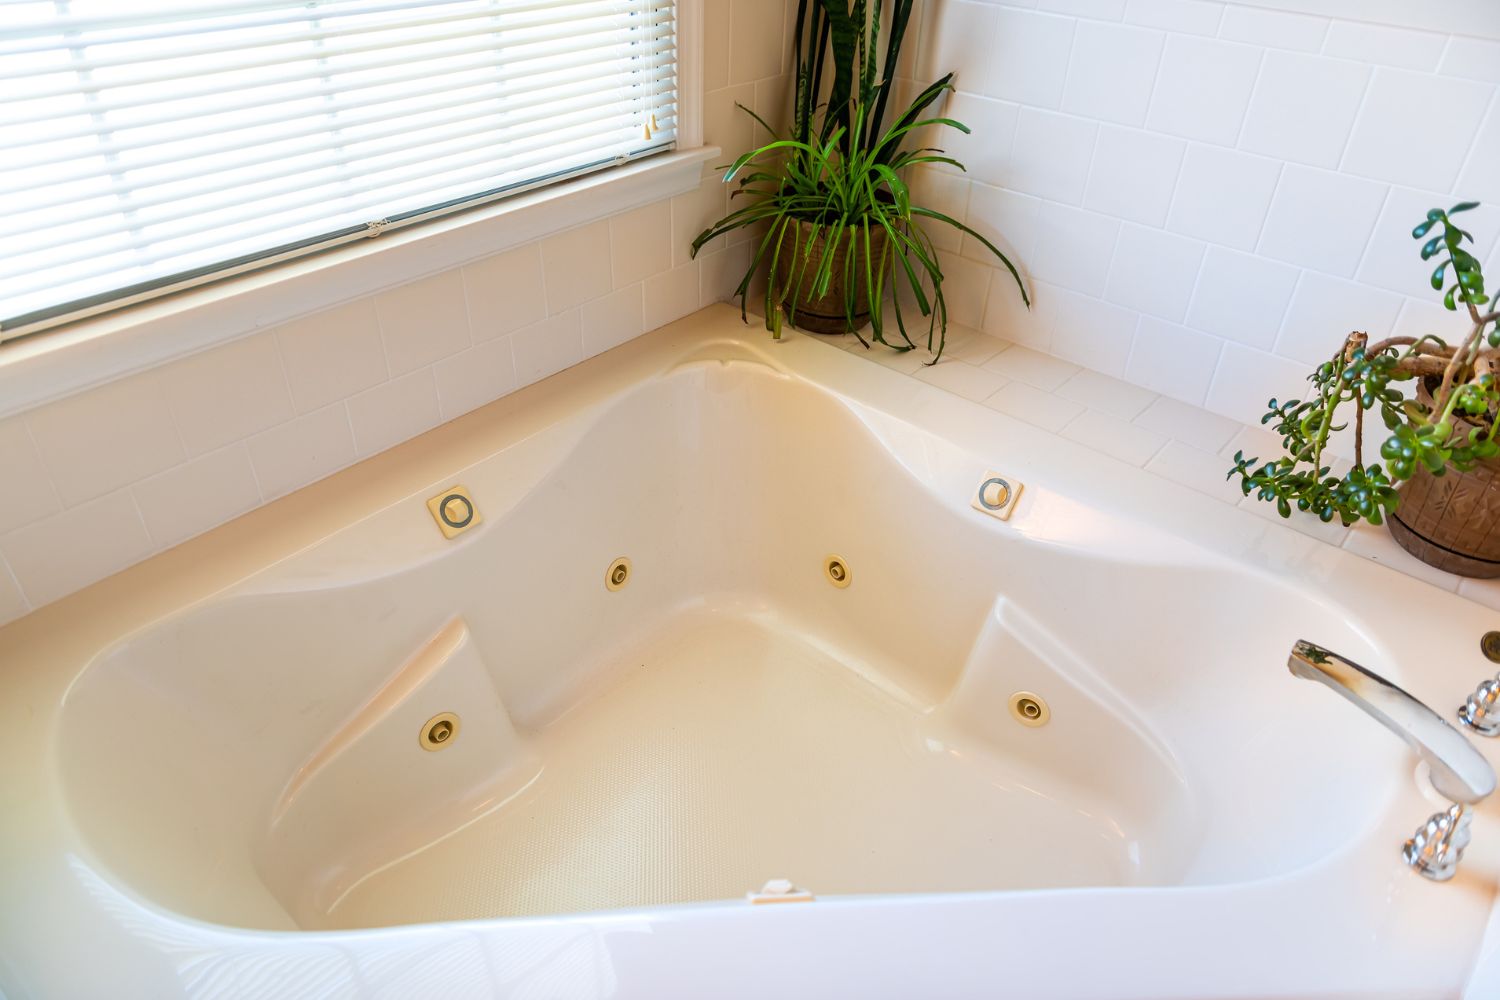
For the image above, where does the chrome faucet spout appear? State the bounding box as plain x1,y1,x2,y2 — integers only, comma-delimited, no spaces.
1288,639,1496,805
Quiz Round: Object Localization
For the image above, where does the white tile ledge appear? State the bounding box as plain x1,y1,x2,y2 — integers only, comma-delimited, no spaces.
827,325,1500,609
0,146,721,421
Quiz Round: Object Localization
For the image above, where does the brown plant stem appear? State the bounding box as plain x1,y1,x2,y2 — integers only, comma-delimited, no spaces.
1366,336,1457,357
1345,332,1368,467
1435,315,1490,416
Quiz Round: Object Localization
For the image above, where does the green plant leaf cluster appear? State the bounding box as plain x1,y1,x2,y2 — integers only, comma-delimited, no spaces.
1228,202,1500,526
1229,347,1407,525
1416,202,1490,315
690,0,1028,359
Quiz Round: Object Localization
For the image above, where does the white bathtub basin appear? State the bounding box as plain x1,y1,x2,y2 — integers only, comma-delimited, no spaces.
3,305,1500,998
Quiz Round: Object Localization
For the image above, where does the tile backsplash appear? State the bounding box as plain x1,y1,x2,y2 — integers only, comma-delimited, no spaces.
0,0,788,626
906,0,1500,438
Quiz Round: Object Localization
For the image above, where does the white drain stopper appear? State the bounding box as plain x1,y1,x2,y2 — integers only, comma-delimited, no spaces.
747,879,815,904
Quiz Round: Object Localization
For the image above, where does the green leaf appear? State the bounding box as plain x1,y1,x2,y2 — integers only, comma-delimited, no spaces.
817,0,860,153
734,102,781,142
868,0,916,146
910,206,1030,308
1432,260,1450,290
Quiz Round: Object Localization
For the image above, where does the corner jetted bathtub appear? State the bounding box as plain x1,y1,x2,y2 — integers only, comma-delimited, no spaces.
4,305,1500,999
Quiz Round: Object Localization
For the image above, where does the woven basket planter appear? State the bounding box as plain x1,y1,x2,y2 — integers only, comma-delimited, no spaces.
1388,383,1500,577
774,219,888,334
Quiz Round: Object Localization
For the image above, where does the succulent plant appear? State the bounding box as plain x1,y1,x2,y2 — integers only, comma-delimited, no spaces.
1229,202,1500,526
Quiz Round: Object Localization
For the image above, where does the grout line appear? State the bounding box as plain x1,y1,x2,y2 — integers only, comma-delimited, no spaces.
455,265,479,348
370,292,394,382
1115,311,1145,384
1139,427,1174,467
1333,63,1378,174
126,486,159,556
1206,2,1227,36
239,439,268,507
1094,221,1127,309
1434,34,1456,78
341,400,361,460
1067,117,1105,211
1045,14,1082,113
1140,19,1171,120
21,417,65,513
0,550,30,616
1266,268,1307,357
1307,16,1332,54
1249,160,1287,254
267,329,301,427
1194,335,1226,409
1151,135,1191,231
1176,229,1217,332
1119,310,1148,380
1348,183,1395,279
1229,47,1268,150
1054,13,1084,115
127,482,164,552
148,367,193,467
1449,83,1498,198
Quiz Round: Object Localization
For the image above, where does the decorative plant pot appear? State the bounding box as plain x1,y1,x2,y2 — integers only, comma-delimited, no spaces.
1388,458,1500,577
1388,384,1500,577
774,218,888,334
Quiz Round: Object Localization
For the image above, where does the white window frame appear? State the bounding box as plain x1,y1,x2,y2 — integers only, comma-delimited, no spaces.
0,0,710,419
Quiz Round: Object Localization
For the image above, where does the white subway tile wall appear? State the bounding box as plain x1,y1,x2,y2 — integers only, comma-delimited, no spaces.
0,0,796,625
904,0,1500,459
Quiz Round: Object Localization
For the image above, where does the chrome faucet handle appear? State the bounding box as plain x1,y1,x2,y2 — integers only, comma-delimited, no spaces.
1404,803,1474,881
1458,673,1500,737
1288,640,1496,882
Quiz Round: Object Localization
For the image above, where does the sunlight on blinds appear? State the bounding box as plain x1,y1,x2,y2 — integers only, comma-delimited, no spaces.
0,0,678,336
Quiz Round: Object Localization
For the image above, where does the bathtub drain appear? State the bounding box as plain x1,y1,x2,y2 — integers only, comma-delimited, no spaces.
420,712,461,751
1008,692,1050,727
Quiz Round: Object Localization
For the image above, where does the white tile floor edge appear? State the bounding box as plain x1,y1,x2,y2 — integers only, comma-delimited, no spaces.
814,321,1500,615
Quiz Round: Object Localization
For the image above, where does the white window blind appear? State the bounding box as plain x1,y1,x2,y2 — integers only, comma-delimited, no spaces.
0,0,678,340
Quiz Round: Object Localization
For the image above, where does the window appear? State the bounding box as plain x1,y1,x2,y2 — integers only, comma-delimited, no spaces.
0,0,678,341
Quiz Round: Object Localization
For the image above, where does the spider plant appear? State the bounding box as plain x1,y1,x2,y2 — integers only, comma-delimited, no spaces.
689,0,1028,361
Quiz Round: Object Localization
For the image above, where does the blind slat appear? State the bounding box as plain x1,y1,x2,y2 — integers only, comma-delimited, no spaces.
5,97,679,245
1,45,672,144
2,17,673,125
0,0,630,72
0,0,679,334
6,117,679,291
2,62,675,196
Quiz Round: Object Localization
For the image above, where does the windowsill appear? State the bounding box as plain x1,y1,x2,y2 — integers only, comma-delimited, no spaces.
0,146,721,420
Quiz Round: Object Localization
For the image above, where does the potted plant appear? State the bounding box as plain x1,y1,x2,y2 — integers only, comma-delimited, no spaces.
690,0,1027,361
1228,201,1500,577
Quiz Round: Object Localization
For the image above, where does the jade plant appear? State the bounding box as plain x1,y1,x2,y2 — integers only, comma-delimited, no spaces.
1228,201,1500,525
689,0,1027,360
